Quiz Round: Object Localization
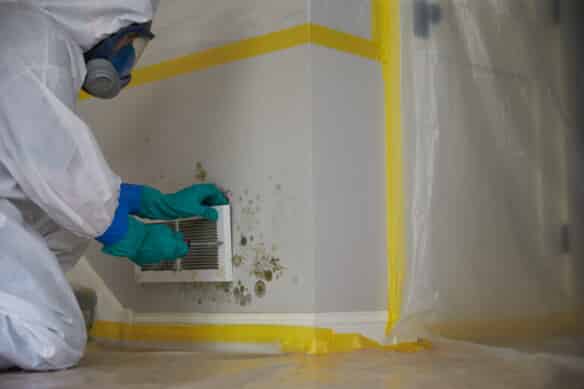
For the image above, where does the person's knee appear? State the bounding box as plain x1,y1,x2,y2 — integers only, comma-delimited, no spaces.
1,313,87,371
38,315,87,371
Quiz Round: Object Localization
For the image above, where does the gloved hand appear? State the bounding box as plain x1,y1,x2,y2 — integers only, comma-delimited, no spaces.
101,216,188,265
135,183,229,221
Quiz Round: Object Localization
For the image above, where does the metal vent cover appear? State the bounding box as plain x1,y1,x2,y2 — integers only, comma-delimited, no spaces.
180,218,220,270
135,205,232,283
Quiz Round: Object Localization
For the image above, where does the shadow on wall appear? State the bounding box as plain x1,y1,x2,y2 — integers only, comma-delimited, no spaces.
561,0,584,300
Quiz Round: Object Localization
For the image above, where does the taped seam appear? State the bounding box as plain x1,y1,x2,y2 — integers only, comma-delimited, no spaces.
90,321,430,355
80,23,380,100
380,0,406,335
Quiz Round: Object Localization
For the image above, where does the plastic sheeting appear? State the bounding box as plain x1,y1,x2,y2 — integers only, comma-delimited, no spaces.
392,0,584,347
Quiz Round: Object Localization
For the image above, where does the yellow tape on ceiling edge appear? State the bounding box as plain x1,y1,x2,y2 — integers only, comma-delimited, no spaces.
378,0,406,335
79,23,379,100
91,321,431,354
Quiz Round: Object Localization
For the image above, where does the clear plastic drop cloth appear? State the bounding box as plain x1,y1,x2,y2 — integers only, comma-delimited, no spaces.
391,0,584,353
3,341,584,389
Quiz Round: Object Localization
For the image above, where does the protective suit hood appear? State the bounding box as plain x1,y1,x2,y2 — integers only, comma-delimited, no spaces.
22,0,159,51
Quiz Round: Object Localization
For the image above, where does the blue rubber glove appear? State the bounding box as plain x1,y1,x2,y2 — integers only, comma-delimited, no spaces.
101,216,188,265
135,183,229,221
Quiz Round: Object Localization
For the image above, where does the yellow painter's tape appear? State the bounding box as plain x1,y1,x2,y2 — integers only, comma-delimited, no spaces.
310,24,379,60
91,321,431,355
379,0,406,335
80,23,379,100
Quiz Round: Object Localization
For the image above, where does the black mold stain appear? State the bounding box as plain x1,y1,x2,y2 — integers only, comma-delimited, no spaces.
185,185,287,307
264,270,273,282
195,162,208,182
233,281,252,306
255,280,267,298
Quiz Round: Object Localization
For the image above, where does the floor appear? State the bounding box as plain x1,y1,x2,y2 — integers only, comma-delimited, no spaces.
2,340,584,389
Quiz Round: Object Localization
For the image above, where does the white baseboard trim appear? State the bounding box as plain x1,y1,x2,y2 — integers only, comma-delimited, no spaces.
70,259,389,344
133,311,388,343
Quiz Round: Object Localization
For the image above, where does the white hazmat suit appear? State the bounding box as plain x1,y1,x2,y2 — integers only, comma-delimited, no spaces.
0,0,157,371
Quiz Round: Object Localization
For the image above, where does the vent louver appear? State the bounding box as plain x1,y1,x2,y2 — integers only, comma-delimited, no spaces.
135,205,232,283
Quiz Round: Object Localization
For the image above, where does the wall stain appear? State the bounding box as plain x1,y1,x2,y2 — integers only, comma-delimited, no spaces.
183,180,286,308
233,281,252,306
254,280,267,298
250,245,285,282
232,255,245,267
195,161,208,182
264,270,273,282
185,283,233,305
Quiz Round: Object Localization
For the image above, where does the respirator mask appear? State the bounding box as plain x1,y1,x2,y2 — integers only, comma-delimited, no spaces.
83,22,155,99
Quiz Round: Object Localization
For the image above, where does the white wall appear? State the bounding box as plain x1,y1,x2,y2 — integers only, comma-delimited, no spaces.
80,46,317,314
311,46,386,313
76,0,387,317
142,0,308,67
310,0,373,39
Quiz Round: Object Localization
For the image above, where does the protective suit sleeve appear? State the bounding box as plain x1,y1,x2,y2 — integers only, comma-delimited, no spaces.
0,71,121,238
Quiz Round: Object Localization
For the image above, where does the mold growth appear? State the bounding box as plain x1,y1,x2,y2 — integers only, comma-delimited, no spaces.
195,161,208,182
183,180,287,308
233,281,252,306
250,245,285,282
183,283,233,305
254,280,267,298
232,255,245,267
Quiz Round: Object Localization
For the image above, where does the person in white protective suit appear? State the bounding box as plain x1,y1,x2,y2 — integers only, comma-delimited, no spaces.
0,1,228,371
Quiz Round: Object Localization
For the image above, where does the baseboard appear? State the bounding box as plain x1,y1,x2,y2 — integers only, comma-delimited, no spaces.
91,311,433,354
133,311,388,343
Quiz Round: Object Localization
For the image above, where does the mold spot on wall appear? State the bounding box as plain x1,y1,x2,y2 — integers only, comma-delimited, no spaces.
254,280,266,298
195,161,208,182
232,255,245,267
182,177,288,308
264,270,273,282
233,281,252,306
251,246,285,282
220,283,232,294
184,283,233,305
